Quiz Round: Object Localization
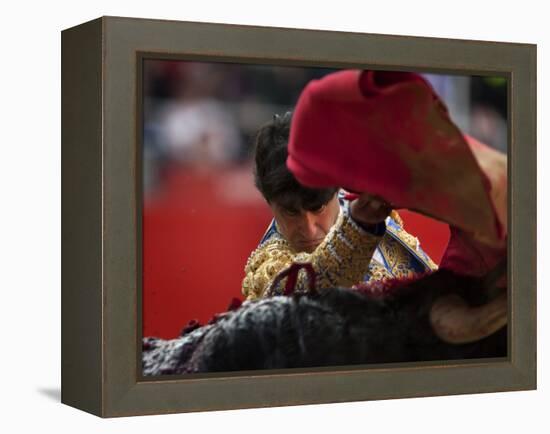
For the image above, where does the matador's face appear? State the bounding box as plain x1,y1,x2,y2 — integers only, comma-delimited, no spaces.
270,194,340,253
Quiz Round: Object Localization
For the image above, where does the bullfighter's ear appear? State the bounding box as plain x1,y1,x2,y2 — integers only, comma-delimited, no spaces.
430,290,507,344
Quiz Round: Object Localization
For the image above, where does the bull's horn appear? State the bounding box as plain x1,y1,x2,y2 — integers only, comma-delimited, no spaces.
429,291,507,344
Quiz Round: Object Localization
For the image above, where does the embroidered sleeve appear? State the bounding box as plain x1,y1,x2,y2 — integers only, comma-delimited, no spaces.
405,236,439,272
377,211,439,280
241,207,384,300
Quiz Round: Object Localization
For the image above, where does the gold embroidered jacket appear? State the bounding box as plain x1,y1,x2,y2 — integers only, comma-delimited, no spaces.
242,201,438,301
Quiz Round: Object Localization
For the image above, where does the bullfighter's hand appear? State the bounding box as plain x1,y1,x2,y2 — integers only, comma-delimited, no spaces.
349,192,392,226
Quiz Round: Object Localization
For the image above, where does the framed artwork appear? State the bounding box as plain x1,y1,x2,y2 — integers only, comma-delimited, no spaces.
61,16,536,417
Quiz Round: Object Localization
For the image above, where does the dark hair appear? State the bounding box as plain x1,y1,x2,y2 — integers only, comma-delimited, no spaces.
253,111,337,212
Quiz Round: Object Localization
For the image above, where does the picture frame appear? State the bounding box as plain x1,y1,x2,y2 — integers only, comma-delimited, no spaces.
61,15,536,417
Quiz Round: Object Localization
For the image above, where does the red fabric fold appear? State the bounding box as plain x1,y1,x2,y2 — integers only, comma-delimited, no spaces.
287,69,507,277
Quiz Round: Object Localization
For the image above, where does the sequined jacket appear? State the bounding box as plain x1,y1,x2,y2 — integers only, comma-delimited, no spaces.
241,197,438,301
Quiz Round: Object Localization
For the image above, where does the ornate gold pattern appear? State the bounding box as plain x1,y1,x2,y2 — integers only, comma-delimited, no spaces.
242,209,438,300
386,220,439,271
242,209,382,300
364,259,394,283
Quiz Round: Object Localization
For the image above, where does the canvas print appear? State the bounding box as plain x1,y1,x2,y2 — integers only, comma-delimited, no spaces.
140,60,508,376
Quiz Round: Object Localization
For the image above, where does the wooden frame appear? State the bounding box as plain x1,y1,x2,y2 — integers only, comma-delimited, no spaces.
61,16,536,417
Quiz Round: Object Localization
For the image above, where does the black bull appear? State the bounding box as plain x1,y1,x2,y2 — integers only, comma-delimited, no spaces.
142,268,506,375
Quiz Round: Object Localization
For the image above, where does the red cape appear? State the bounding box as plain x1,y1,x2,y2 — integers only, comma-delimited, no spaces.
287,70,507,277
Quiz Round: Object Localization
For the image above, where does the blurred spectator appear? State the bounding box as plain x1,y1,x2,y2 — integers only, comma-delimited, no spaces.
159,99,242,166
470,104,507,152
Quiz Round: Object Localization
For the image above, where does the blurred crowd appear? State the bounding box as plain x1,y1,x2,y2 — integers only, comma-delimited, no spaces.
143,60,507,198
143,60,337,197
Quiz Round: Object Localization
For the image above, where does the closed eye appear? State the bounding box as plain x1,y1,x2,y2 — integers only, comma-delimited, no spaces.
282,208,299,217
311,204,327,214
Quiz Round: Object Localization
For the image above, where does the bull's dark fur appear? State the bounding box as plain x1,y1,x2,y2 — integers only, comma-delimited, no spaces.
142,269,506,375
